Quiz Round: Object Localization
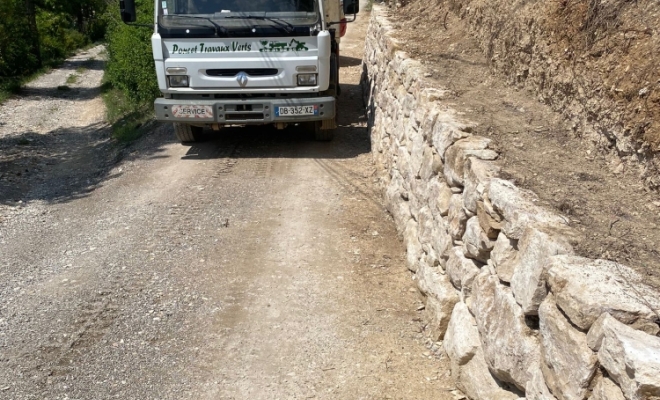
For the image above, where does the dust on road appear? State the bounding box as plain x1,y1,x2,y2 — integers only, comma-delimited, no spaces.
0,6,456,400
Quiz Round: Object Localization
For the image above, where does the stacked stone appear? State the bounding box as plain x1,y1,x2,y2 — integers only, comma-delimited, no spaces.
362,6,660,400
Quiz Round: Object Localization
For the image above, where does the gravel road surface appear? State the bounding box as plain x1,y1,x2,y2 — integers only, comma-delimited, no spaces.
0,7,456,400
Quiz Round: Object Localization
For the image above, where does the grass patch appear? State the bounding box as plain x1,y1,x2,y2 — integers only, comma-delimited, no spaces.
76,66,88,74
66,74,78,84
102,81,154,143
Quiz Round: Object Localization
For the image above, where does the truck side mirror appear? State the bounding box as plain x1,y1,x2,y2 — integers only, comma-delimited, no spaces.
119,0,137,23
343,0,359,15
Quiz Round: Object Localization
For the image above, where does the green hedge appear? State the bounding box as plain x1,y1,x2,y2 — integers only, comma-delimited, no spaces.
104,0,160,108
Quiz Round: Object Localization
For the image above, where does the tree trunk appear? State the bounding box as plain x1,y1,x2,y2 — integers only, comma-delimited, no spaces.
23,0,41,68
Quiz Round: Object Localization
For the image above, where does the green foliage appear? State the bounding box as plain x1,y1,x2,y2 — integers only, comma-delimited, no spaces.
105,0,160,108
0,0,40,77
37,10,89,64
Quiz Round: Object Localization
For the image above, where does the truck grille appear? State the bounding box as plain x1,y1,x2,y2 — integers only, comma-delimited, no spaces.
206,68,279,77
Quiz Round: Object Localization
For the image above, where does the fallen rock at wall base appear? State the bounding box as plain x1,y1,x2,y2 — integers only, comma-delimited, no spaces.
444,302,522,400
447,246,482,291
539,295,598,400
448,194,469,240
490,232,518,283
476,199,501,239
588,376,626,400
462,216,496,263
586,313,660,400
415,262,459,339
547,255,660,332
472,270,541,390
444,137,498,187
463,158,501,215
510,224,574,315
431,112,472,161
526,366,558,400
487,178,568,240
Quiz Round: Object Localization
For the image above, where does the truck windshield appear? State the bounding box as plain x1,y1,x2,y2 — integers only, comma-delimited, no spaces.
160,0,317,15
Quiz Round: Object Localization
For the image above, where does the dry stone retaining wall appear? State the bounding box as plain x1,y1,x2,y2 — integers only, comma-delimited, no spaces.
361,6,660,400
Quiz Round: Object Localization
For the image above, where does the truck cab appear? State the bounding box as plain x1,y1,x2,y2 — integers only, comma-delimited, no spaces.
119,0,359,142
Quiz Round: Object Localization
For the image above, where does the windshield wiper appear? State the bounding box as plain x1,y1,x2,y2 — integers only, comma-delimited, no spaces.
163,14,229,36
223,15,295,34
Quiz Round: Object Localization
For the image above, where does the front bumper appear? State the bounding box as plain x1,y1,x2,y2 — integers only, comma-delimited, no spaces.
154,96,335,125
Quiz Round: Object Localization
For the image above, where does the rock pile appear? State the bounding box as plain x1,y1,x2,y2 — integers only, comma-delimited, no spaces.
362,6,660,400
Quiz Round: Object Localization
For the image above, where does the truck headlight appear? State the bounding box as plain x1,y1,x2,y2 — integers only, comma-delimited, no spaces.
297,73,317,86
168,75,189,87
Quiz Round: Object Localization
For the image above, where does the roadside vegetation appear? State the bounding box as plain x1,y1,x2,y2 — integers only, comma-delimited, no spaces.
0,0,107,102
103,0,160,142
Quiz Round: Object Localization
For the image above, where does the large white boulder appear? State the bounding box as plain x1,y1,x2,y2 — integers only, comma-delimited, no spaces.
444,137,498,187
539,295,598,400
510,225,574,315
487,179,568,240
448,194,468,240
446,246,482,291
462,216,496,263
490,232,519,283
472,271,541,390
444,302,522,400
431,112,471,161
463,157,500,214
547,256,660,332
586,313,660,400
415,262,459,340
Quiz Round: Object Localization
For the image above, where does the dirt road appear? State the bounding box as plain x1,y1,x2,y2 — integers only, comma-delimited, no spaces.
0,8,456,400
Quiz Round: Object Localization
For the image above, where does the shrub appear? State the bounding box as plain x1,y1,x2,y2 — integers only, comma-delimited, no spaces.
104,0,160,108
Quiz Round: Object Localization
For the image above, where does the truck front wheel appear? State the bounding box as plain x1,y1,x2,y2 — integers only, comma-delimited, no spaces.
173,123,203,143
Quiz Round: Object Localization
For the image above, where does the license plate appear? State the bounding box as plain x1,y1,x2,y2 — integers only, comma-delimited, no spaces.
275,105,318,117
172,105,214,119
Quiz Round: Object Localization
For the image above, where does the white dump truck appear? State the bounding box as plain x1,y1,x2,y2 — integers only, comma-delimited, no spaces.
119,0,359,142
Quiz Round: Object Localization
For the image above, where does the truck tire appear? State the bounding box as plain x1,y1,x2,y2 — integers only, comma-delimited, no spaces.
313,121,335,141
173,123,203,143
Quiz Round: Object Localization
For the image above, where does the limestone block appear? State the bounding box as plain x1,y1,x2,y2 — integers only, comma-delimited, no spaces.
448,194,468,240
476,199,501,239
472,271,541,390
430,217,452,269
547,256,660,332
444,302,522,400
510,225,574,315
463,158,501,214
447,246,482,290
444,137,498,187
395,144,413,183
588,376,626,400
462,216,496,263
416,263,459,339
445,302,481,365
418,145,434,181
427,177,453,217
526,366,558,400
586,313,660,400
491,232,519,283
539,295,598,400
487,178,568,240
404,219,422,272
410,130,425,178
431,112,472,161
